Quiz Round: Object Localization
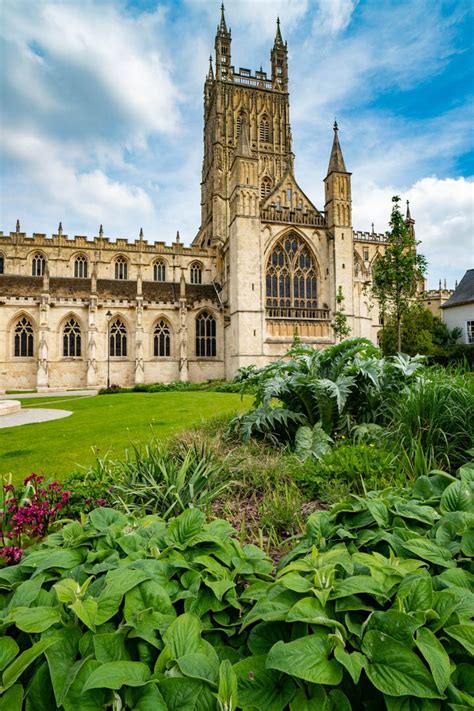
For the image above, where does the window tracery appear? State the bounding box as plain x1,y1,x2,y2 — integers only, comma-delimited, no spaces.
260,177,272,200
109,319,127,357
14,317,34,357
196,311,216,357
153,260,166,282
259,116,270,142
74,255,88,278
154,320,171,357
266,234,318,318
190,262,203,285
114,256,128,280
32,253,46,277
63,319,81,357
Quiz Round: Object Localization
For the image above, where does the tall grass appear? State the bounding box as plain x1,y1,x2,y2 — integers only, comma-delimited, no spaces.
390,368,474,472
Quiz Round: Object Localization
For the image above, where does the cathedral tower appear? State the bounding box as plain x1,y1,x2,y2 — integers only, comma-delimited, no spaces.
197,8,293,249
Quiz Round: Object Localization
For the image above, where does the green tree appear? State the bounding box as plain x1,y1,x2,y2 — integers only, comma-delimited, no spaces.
380,302,461,356
372,197,427,352
331,286,351,342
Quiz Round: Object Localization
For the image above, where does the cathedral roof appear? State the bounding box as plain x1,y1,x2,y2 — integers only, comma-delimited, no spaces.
327,121,348,175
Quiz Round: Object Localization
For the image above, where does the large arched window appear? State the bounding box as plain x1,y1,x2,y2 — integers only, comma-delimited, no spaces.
266,234,318,318
74,255,88,278
0,254,4,274
63,318,81,357
32,253,46,277
196,311,216,357
109,319,127,357
154,320,171,357
260,177,272,200
153,260,166,282
259,116,270,142
14,317,34,357
190,262,203,285
114,256,128,280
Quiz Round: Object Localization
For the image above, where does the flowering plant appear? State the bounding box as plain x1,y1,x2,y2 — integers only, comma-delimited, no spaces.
0,473,70,565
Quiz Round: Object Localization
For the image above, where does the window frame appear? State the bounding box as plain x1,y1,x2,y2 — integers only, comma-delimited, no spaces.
14,316,34,358
265,233,319,319
190,262,203,285
74,255,88,279
32,253,46,277
195,311,217,358
114,256,128,280
153,259,166,283
466,320,474,345
109,319,128,357
153,319,171,358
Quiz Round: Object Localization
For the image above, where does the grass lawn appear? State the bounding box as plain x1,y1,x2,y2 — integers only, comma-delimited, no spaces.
0,392,250,483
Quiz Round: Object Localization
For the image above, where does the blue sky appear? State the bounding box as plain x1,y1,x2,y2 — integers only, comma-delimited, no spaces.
0,0,473,287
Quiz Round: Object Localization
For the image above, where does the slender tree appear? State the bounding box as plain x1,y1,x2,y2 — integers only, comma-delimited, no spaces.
372,197,427,352
331,286,351,342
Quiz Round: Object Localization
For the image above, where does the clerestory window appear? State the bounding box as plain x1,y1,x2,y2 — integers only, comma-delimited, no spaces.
190,262,203,285
153,260,166,282
114,256,128,280
74,255,88,278
32,253,46,277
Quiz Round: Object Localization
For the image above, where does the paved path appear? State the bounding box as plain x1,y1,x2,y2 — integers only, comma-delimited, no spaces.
0,408,73,429
0,389,98,400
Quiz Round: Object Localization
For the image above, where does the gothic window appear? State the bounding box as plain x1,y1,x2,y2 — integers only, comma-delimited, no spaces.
74,255,88,278
32,253,46,277
190,262,203,284
0,254,4,274
153,259,166,282
259,116,270,142
14,317,34,357
109,319,127,357
196,311,216,358
260,177,272,200
115,256,128,280
63,319,81,357
153,320,171,357
266,234,318,317
236,113,244,137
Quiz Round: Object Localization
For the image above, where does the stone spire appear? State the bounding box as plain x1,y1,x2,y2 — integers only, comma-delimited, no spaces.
207,55,214,81
15,219,20,233
235,117,251,157
58,221,63,236
99,224,104,238
217,3,230,37
327,121,347,175
406,199,413,222
274,17,284,48
405,200,415,236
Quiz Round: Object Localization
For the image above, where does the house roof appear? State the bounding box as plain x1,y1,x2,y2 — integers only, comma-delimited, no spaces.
440,269,474,309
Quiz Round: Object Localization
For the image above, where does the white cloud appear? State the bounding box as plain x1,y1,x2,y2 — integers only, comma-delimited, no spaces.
313,0,359,35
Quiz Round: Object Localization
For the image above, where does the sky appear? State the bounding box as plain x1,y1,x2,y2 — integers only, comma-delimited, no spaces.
0,0,473,288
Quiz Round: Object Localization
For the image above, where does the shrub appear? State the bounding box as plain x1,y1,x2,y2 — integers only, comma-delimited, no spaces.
0,458,472,709
61,464,114,518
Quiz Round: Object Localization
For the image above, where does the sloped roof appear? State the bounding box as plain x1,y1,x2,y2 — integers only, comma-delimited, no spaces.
440,269,474,309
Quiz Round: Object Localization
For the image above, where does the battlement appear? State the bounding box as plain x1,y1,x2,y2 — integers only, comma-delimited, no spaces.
0,230,214,257
353,230,389,243
218,66,274,91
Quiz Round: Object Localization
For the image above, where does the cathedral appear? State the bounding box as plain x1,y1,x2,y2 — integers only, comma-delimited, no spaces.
0,7,398,392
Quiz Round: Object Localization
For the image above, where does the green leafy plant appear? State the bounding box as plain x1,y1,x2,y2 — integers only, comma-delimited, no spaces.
0,457,472,709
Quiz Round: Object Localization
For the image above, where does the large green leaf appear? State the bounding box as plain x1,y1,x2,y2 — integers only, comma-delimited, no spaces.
399,539,454,568
415,628,451,694
247,622,293,655
158,677,216,711
334,646,366,684
367,610,422,644
0,638,19,672
44,627,82,707
233,655,295,711
266,631,343,686
82,661,150,691
62,659,105,711
177,653,219,685
440,481,473,514
93,632,130,663
362,630,440,698
444,623,474,655
126,684,168,711
89,507,128,530
217,660,238,711
163,613,203,659
70,598,98,631
165,509,206,547
7,606,61,633
384,697,441,711
0,684,23,711
1,637,58,692
289,687,327,711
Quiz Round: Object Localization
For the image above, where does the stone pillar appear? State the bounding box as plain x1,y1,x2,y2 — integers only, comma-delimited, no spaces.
36,269,50,390
178,270,188,382
134,268,145,385
86,297,99,388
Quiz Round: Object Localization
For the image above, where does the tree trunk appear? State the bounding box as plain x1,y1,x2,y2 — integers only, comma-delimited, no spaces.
397,314,402,352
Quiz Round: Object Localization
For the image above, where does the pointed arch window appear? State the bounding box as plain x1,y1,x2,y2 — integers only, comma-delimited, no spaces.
14,317,34,357
153,260,166,282
32,253,46,277
109,319,127,357
114,256,128,280
190,262,203,285
74,255,88,278
266,234,318,318
236,112,245,137
154,320,171,357
196,311,216,358
259,116,270,142
260,177,272,200
63,319,81,357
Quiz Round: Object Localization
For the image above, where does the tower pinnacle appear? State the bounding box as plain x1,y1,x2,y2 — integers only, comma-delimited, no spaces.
218,3,230,36
327,121,347,174
274,17,284,47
